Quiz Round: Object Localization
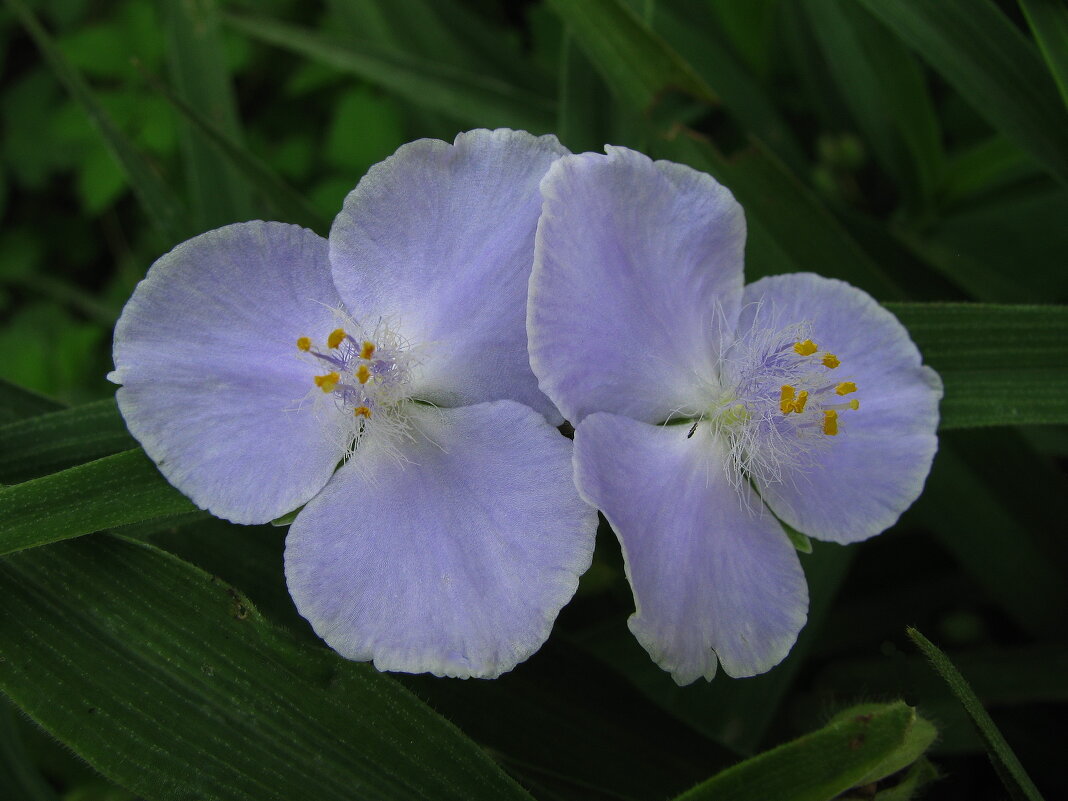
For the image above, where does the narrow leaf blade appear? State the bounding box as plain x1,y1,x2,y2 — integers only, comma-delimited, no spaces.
906,628,1046,801
0,450,195,556
673,701,916,801
0,535,532,801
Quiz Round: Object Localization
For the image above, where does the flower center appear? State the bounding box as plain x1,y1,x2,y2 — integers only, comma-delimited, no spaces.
295,316,420,453
698,324,862,489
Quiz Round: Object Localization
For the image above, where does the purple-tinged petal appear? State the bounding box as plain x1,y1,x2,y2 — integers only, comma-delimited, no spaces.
528,147,746,425
329,129,568,421
109,221,348,524
738,273,942,544
574,412,808,685
285,400,597,678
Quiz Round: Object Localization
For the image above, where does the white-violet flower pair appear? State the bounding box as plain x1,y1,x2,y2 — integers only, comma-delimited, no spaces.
110,129,941,684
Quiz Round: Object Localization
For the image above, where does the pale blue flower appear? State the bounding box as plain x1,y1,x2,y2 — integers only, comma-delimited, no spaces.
527,147,942,685
109,130,597,679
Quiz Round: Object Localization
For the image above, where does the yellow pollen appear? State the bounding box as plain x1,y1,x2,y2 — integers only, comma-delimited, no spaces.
355,364,371,384
314,372,340,393
360,341,376,359
794,339,818,356
779,385,810,414
822,353,840,369
780,385,796,414
296,336,312,352
823,409,839,436
835,381,857,396
848,399,860,410
353,405,372,419
327,328,346,349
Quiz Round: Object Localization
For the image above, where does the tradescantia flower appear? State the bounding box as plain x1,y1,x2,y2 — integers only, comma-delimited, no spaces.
109,129,597,679
527,147,942,685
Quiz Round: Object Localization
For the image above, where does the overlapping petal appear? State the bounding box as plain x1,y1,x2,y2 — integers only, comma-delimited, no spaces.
110,222,347,524
285,401,597,679
737,274,943,543
573,413,808,685
329,129,568,420
528,146,747,425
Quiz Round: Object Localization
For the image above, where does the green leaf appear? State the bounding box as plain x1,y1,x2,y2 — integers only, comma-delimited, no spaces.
652,3,807,173
0,398,133,484
0,535,532,801
802,0,942,211
224,13,555,133
3,0,187,243
888,303,1068,428
672,701,917,801
546,0,717,112
874,758,938,801
139,65,329,233
0,378,63,425
0,449,194,556
1019,0,1068,110
0,696,60,801
827,702,937,786
906,628,1046,801
158,0,256,229
783,524,813,555
859,0,1068,186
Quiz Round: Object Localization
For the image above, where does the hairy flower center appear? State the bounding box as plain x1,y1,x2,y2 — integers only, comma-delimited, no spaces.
295,316,420,454
699,324,862,489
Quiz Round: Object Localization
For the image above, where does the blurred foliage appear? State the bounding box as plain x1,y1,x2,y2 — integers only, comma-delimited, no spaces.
0,0,1065,799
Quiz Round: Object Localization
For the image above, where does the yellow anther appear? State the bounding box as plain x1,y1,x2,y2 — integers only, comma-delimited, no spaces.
355,364,371,384
823,409,839,436
296,336,312,352
794,339,818,356
360,341,376,360
314,372,340,393
327,328,346,349
835,381,857,396
780,385,796,414
822,353,840,369
353,405,372,419
848,399,860,411
780,385,809,414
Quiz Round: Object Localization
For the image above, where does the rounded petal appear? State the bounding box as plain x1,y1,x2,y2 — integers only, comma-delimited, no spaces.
528,146,746,425
110,221,348,524
285,400,597,679
329,129,568,421
738,273,943,543
574,412,808,685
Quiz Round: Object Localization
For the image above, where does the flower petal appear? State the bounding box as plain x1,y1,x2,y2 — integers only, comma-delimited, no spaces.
528,146,747,425
738,273,942,543
329,129,568,421
573,412,808,685
285,400,597,678
110,221,348,524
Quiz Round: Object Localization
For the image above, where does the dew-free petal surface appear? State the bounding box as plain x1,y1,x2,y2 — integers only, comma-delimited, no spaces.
573,412,808,685
285,400,597,679
329,129,568,421
110,221,347,524
738,273,942,544
529,146,746,425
